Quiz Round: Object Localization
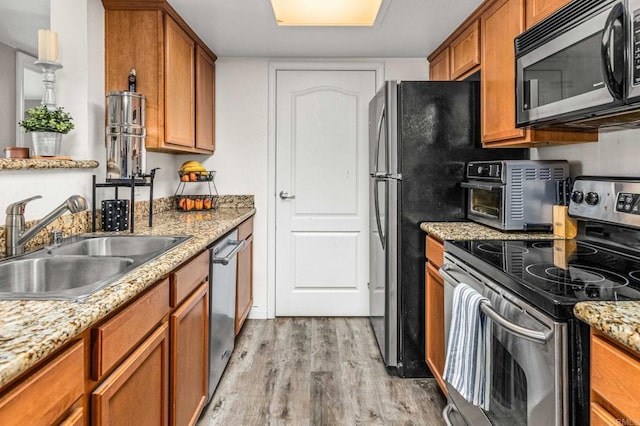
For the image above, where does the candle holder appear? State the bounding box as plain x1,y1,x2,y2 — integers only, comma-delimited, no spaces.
34,60,63,110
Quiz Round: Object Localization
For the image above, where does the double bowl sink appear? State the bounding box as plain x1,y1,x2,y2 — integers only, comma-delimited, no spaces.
0,235,191,301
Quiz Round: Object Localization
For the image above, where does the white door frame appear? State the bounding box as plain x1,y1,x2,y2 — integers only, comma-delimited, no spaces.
266,61,385,318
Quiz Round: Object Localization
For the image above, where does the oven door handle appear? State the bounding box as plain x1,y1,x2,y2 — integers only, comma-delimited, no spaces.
442,403,457,426
480,301,551,344
460,182,503,191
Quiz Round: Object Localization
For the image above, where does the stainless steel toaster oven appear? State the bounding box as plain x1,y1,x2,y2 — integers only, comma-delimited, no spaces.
461,160,569,231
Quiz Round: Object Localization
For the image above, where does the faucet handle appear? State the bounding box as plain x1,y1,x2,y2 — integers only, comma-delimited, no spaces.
6,195,42,215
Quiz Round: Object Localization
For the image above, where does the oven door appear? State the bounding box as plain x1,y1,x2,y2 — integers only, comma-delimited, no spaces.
461,181,505,229
441,255,568,426
515,0,625,127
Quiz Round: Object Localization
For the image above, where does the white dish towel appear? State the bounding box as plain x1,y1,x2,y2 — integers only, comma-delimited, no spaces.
443,283,491,410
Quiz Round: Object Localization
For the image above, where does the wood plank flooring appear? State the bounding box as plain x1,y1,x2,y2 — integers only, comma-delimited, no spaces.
197,318,446,425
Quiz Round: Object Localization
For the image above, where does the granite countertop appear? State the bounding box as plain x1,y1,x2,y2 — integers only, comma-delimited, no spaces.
0,158,99,170
0,207,255,389
574,302,640,354
420,221,559,241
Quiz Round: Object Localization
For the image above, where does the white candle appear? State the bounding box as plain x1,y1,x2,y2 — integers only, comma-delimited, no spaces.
37,29,58,62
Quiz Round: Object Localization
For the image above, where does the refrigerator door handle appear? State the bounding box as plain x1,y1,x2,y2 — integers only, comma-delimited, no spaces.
374,180,386,250
373,103,386,174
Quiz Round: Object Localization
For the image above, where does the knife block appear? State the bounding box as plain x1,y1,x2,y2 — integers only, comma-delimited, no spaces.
553,239,577,270
553,205,577,239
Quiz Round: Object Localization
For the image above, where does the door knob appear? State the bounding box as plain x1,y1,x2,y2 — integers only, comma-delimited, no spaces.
279,191,295,200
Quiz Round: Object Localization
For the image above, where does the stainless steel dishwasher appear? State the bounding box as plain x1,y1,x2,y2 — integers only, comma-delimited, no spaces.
207,229,245,401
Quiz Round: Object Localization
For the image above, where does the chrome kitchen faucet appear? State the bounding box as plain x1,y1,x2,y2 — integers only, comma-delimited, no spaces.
4,195,87,257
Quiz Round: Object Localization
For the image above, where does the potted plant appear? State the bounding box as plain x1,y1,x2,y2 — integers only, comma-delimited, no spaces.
19,105,74,157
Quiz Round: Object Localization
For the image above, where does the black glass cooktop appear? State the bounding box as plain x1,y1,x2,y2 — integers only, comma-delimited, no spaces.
445,239,640,320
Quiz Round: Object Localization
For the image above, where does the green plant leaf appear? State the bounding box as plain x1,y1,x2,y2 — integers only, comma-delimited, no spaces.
18,105,75,134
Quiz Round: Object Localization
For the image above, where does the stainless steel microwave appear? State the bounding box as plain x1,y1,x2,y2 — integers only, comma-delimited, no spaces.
515,0,640,129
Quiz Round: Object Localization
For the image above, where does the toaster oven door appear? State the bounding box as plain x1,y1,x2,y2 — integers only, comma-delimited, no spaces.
461,182,505,229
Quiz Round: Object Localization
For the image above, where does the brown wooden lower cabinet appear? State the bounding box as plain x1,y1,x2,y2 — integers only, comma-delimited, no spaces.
235,217,254,335
425,234,447,396
170,282,209,426
59,406,84,426
92,323,170,426
426,261,447,396
590,331,640,425
0,340,84,426
235,234,253,335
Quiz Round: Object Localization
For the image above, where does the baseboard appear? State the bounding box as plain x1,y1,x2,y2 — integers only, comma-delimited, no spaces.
248,307,268,319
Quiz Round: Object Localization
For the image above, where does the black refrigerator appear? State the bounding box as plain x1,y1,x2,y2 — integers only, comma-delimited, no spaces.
368,81,527,377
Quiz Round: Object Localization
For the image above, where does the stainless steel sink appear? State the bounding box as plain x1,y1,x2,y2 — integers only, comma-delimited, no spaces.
46,235,188,259
0,256,134,301
0,235,191,301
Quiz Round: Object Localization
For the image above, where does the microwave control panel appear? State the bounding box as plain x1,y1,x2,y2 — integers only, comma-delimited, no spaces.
635,10,640,85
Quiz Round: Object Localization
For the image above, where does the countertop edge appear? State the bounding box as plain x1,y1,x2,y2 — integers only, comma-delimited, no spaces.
0,158,100,170
574,301,640,355
420,221,558,241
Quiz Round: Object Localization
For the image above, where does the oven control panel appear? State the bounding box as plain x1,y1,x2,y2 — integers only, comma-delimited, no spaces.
466,161,502,179
569,177,640,228
616,193,640,214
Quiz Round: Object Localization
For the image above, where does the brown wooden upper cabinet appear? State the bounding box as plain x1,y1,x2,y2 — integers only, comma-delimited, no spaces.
481,0,596,147
525,0,572,28
427,0,598,148
196,46,216,153
429,48,451,81
450,20,480,80
104,1,216,154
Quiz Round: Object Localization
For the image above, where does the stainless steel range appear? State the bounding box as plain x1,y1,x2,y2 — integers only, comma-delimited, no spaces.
441,176,640,426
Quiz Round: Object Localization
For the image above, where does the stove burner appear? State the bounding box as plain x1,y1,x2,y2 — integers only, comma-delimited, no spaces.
525,263,629,288
477,243,529,255
530,241,598,256
629,271,640,282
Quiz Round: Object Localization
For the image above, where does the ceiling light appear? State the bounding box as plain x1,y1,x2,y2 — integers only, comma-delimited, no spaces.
270,0,384,26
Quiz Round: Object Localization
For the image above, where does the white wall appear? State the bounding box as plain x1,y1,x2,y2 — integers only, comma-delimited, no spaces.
0,0,178,221
0,42,15,148
532,129,640,177
203,57,428,317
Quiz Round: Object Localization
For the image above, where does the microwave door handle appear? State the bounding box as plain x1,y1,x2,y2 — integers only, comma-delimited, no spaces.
601,2,625,100
524,79,539,110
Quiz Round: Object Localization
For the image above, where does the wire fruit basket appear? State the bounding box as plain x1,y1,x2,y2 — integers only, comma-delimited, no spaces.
174,170,218,211
178,170,216,182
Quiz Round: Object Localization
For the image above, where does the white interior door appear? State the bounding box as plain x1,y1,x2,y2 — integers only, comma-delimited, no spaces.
275,69,376,316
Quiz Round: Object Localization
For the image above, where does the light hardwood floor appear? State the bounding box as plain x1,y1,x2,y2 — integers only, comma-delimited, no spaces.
197,318,446,425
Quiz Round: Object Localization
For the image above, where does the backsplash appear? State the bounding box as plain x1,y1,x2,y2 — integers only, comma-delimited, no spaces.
0,195,255,256
532,128,640,177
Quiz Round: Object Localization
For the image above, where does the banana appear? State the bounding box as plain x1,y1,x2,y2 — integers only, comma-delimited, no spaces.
180,161,206,172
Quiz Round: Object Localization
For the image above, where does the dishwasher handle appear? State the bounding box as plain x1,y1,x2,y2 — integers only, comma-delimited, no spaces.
212,240,246,265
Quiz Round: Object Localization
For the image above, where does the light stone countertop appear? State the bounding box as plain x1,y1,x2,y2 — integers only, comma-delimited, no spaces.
0,158,99,170
420,221,559,241
574,302,640,354
0,207,255,389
